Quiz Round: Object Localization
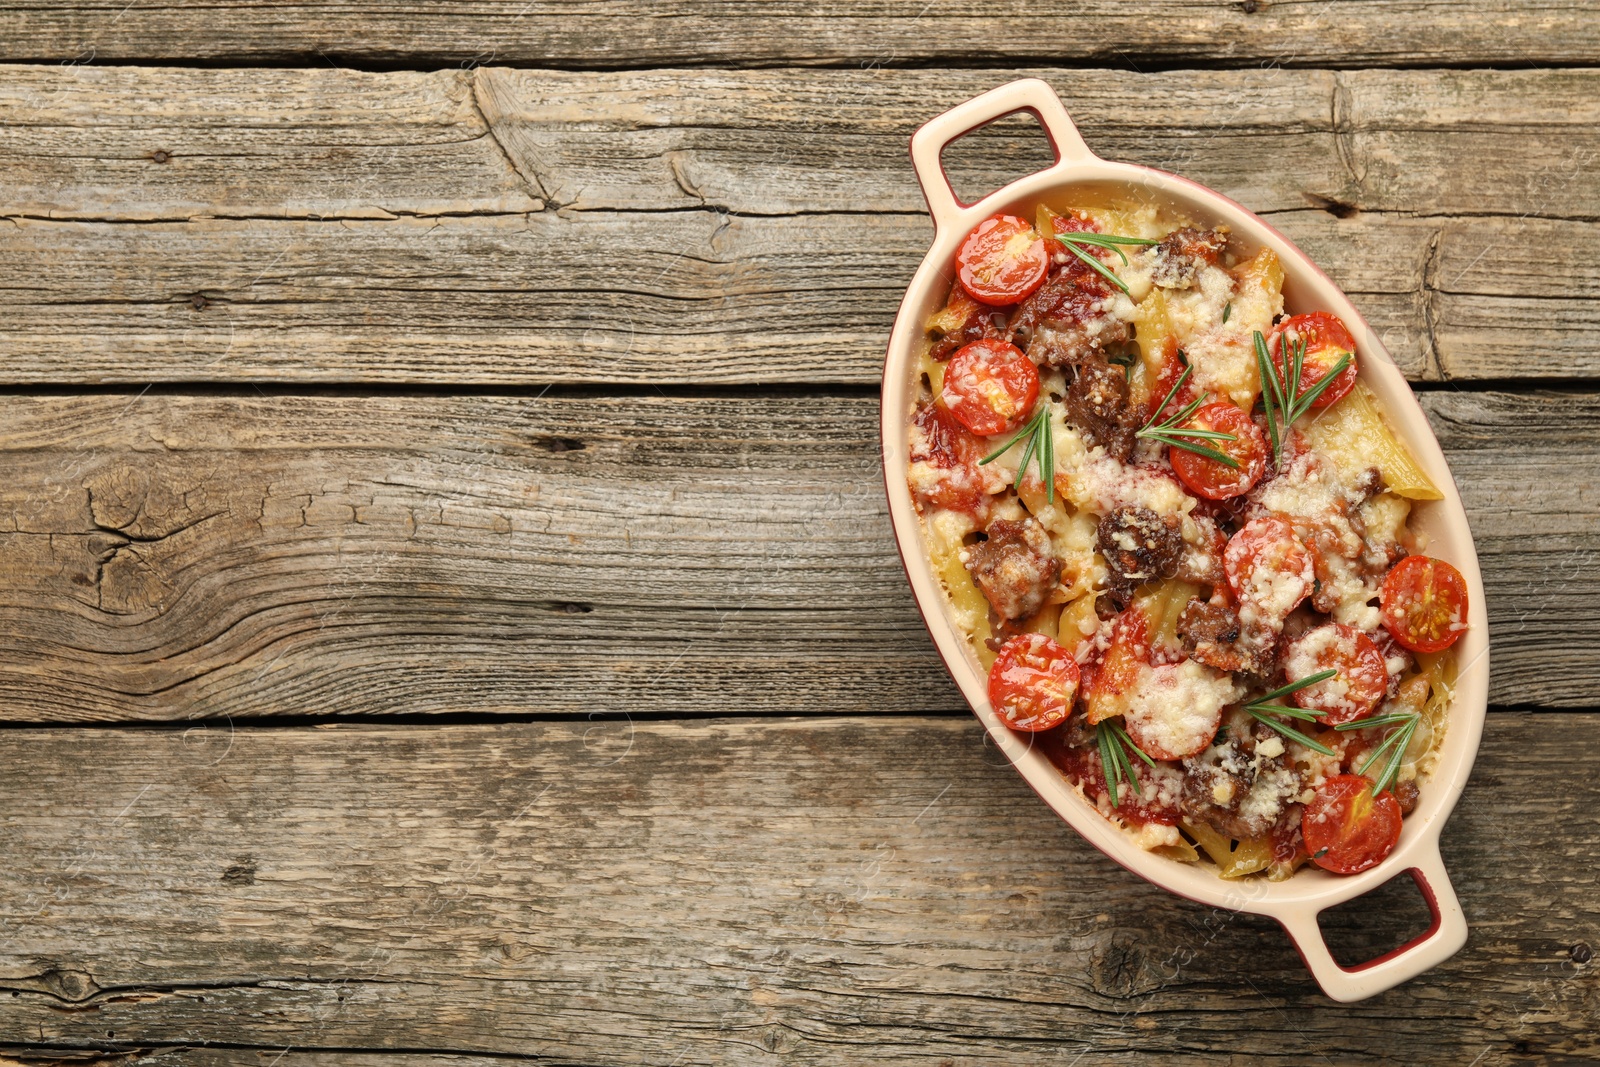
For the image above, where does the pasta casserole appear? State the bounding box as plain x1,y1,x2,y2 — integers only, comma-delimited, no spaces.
906,201,1469,879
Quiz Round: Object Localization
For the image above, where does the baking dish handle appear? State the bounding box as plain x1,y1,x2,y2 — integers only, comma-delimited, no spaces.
910,78,1097,236
1275,847,1468,1002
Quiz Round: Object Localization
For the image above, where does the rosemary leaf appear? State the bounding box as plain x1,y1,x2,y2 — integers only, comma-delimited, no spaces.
1246,707,1336,756
1333,711,1419,732
1148,360,1193,424
1241,702,1323,722
1061,232,1160,248
1110,719,1157,768
1096,719,1157,808
1135,360,1241,468
1096,721,1122,809
1222,301,1232,324
1250,668,1339,705
979,406,1054,504
979,409,1040,466
1043,404,1055,504
1357,713,1419,796
1255,330,1284,462
1141,433,1241,469
1150,427,1238,441
1254,328,1354,465
1291,351,1352,411
1058,238,1131,295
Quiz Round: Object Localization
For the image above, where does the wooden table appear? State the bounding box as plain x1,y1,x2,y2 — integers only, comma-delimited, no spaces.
0,4,1595,1063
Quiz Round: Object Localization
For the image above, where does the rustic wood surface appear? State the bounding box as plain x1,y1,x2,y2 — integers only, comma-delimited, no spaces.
0,390,1593,719
1,2,1597,67
0,715,1595,1065
0,3,1595,1063
1,65,1597,384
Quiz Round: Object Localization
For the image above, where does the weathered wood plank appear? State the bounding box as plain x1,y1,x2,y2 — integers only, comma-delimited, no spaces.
1,1,1596,68
0,714,1592,1063
0,209,1593,385
9,66,1600,221
3,65,1595,384
0,389,1591,721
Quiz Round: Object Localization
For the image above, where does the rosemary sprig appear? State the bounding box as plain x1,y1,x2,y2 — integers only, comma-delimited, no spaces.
1051,232,1157,295
978,404,1055,503
1097,718,1157,809
1242,668,1339,756
1337,710,1422,796
1254,329,1353,465
1136,359,1240,468
1333,711,1418,732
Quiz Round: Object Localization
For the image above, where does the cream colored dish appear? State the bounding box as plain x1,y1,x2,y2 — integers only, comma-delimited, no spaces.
879,79,1489,1001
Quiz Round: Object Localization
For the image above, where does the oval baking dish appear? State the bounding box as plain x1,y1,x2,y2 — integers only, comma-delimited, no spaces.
879,78,1490,1002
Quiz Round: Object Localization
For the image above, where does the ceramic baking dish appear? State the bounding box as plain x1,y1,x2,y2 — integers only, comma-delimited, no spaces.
879,78,1490,1001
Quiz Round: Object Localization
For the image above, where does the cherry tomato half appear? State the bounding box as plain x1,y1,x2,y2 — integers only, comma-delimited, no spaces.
1302,774,1402,874
1285,623,1389,725
1270,312,1359,409
1082,608,1152,726
907,401,988,515
1123,663,1225,760
1224,516,1314,624
939,338,1040,436
956,214,1049,306
1169,402,1269,500
1381,554,1469,654
988,633,1082,732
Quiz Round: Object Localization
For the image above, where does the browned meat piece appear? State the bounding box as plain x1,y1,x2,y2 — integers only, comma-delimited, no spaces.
1009,269,1131,368
1057,710,1096,749
1350,465,1382,499
1147,227,1229,289
1179,598,1244,669
1178,597,1276,674
1063,361,1137,460
1096,506,1183,610
1180,718,1297,840
964,516,1062,622
1392,779,1421,815
927,295,1007,362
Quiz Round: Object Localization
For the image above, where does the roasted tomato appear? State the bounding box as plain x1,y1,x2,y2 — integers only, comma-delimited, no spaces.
956,214,1049,306
1147,348,1202,422
1283,623,1389,725
988,633,1081,732
939,339,1040,436
907,401,988,514
1381,554,1469,654
1083,608,1151,725
1270,312,1359,409
1302,774,1402,874
1169,402,1269,501
1223,516,1314,624
1122,662,1227,761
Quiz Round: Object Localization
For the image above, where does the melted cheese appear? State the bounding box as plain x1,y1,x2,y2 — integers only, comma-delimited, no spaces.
1122,660,1242,757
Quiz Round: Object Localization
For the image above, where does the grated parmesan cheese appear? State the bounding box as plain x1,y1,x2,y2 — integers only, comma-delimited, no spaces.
1122,660,1242,757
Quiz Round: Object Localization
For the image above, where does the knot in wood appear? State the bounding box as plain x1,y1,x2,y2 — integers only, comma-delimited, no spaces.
41,967,99,1002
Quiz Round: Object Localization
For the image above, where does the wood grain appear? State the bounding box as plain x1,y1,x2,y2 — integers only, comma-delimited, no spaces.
0,389,1591,722
1,65,1596,384
9,66,1600,220
0,208,1593,386
0,714,1592,1063
0,1,1596,68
